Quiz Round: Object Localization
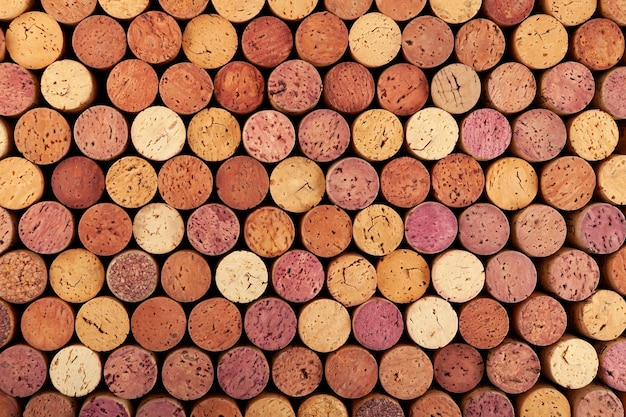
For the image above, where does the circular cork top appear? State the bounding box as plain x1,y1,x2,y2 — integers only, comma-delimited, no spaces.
379,344,432,400
99,0,149,19
323,61,375,114
298,394,348,417
327,252,377,307
0,207,15,255
271,250,324,303
187,203,239,256
215,250,268,303
513,292,567,346
433,343,484,394
216,155,269,210
402,15,454,69
78,203,132,257
511,14,568,70
459,297,509,350
104,345,158,400
131,106,186,162
568,109,619,161
597,338,626,391
244,206,295,258
133,203,185,255
41,59,96,113
353,204,404,257
460,108,511,161
484,62,537,115
595,67,626,119
296,12,348,67
380,156,430,208
106,249,159,303
268,0,317,21
409,390,462,417
406,296,458,349
300,204,352,258
50,345,101,398
376,249,430,304
603,246,626,296
596,155,626,205
0,63,38,118
352,297,404,351
136,397,186,417
245,297,297,351
23,391,77,417
352,109,404,162
0,157,44,210
40,0,94,25
349,12,401,68
405,201,458,255
431,153,485,208
241,16,293,69
0,0,34,21
79,394,132,417
188,297,242,352
539,61,595,116
432,249,485,303
485,250,536,304
599,0,626,25
0,249,47,304
353,394,404,417
455,18,505,72
487,340,541,394
298,298,351,353
76,296,129,352
511,109,567,163
243,110,296,163
458,203,510,256
73,15,125,70
572,18,625,71
0,344,47,398
132,297,187,352
325,157,379,211
483,0,534,26
15,107,71,165
159,62,213,115
161,250,211,303
297,109,350,163
162,346,214,401
158,155,212,210
511,204,567,258
485,157,538,211
540,247,600,301
542,335,599,389
324,0,372,20
217,345,270,400
182,14,238,69
188,107,241,162
74,105,129,161
377,63,428,116
107,59,158,114
6,11,64,70
516,383,571,417
191,395,242,417
214,61,265,116
213,0,264,22
540,156,595,211
0,298,16,349
268,60,322,115
18,201,74,255
566,202,626,254
158,0,208,19
325,344,378,399
572,289,626,341
462,387,515,417
270,157,325,213
429,0,481,23
106,156,157,209
406,107,459,160
21,296,74,352
431,63,481,114
272,346,323,397
52,156,104,210
375,0,426,21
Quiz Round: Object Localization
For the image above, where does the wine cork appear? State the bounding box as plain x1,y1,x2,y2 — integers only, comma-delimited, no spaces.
402,15,454,69
131,296,186,352
516,383,571,417
349,12,401,68
24,391,77,417
324,344,378,399
379,344,433,400
40,59,97,113
300,204,352,258
324,0,372,20
540,247,600,302
74,105,128,161
511,109,567,163
433,343,484,394
432,249,485,303
455,18,505,72
572,289,626,341
298,394,348,417
375,0,426,21
242,110,296,163
103,345,158,400
405,107,459,160
162,346,214,401
0,299,16,348
191,395,242,417
297,109,350,163
49,345,101,398
217,345,269,400
295,12,348,67
158,154,212,210
241,16,293,69
380,156,430,209
212,0,264,22
268,59,323,115
0,157,43,211
597,337,626,391
21,296,74,351
376,63,428,117
245,393,295,417
572,18,625,71
409,390,462,417
0,118,11,159
268,0,317,21
213,61,265,115
0,344,47,397
459,297,509,350
106,249,159,303
326,252,377,307
511,204,567,258
188,297,242,352
131,106,185,162
595,67,626,120
568,109,620,161
484,62,537,115
461,387,515,417
539,61,595,116
482,0,534,26
540,156,596,211
0,249,47,304
182,14,238,69
105,156,157,209
159,62,213,115
78,203,132,256
406,295,458,350
158,0,208,20
596,155,626,206
79,393,132,417
297,298,351,353
485,250,537,304
511,14,569,70
351,109,404,161
75,296,129,352
352,394,404,417
511,292,568,346
18,201,74,255
216,155,269,210
431,153,485,208
352,204,403,257
541,0,596,26
458,203,510,256
603,246,626,295
106,59,158,113
376,249,430,304
269,156,325,213
0,63,38,117
244,206,295,258
0,207,16,255
245,297,297,351
162,250,211,303
429,0,481,23
187,203,240,256
41,0,96,25
136,396,186,417
541,334,599,389
323,61,375,114
326,157,379,211
52,156,104,210
485,157,538,211
431,63,481,114
599,0,626,25
215,250,268,304
5,11,64,70
14,108,71,165
72,14,125,70
405,201,458,255
272,346,322,397
0,0,33,20
352,297,403,351
566,202,626,254
460,108,512,161
486,339,541,394
99,0,148,19
569,383,624,417
271,250,324,303
132,203,185,255
188,107,241,162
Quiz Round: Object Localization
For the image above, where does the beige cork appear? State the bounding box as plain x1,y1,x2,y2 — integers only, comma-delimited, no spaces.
41,59,97,113
484,62,537,115
50,345,101,398
76,296,130,352
297,298,351,353
0,157,44,210
98,0,149,19
41,0,97,25
352,204,404,257
14,107,71,165
571,289,626,341
599,0,626,25
133,203,184,255
516,383,571,417
596,155,626,205
324,0,372,20
269,157,325,213
326,252,377,307
430,0,481,23
567,109,619,161
405,107,459,160
182,14,238,69
379,344,433,400
376,249,430,304
511,14,569,70
245,393,295,417
297,394,348,417
431,63,481,114
406,296,458,350
188,107,241,162
541,334,599,389
268,0,317,21
215,250,268,304
0,118,11,158
0,0,34,20
431,249,485,303
106,156,157,209
511,204,567,258
541,0,597,26
485,157,538,211
158,0,208,20
213,0,264,22
131,106,186,162
5,11,64,70
352,109,404,162
349,12,401,68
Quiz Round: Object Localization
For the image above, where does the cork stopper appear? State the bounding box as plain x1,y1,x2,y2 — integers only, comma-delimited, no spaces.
380,157,430,209
158,155,212,210
405,107,459,160
187,203,239,256
352,393,404,417
0,344,47,398
431,153,485,208
216,155,269,211
188,297,242,352
24,391,77,417
244,297,297,351
158,0,208,20
0,0,34,21
217,345,269,400
131,297,186,352
376,249,430,304
513,292,567,346
352,109,404,162
510,14,569,70
431,249,485,303
377,63,429,116
352,204,404,257
105,156,157,209
461,387,515,417
268,0,317,21
597,337,626,392
324,344,378,399
326,157,380,211
159,62,213,115
75,296,130,352
269,157,325,213
136,396,186,417
0,157,44,210
484,62,537,115
78,203,132,257
455,18,505,72
132,203,185,255
568,382,624,417
538,61,595,116
459,297,509,350
485,250,537,304
18,201,74,255
182,14,238,69
352,297,404,351
106,59,158,114
215,250,268,304
161,250,212,303
131,106,186,162
297,298,351,353
52,156,104,210
242,110,296,163
486,339,541,394
244,206,295,258
245,393,295,417
460,108,511,161
540,156,596,211
429,0,481,23
271,250,324,303
599,0,626,25
433,343,484,394
106,249,159,303
41,0,97,25
375,0,426,21
458,203,510,256
74,105,128,161
326,252,377,307
5,11,64,70
212,0,264,22
485,157,538,211
297,394,348,417
0,249,47,304
323,62,375,114
406,296,458,349
565,202,626,254
241,16,293,69
268,60,322,115
603,246,626,296
379,344,432,400
72,15,126,70
0,299,16,349
297,109,350,163
405,202,458,255
188,107,241,162
569,110,619,161
541,334,599,389
511,109,567,163
402,16,454,69
516,383,571,417
99,0,148,19
571,18,625,71
21,296,75,351
162,347,214,401
571,289,626,341
40,59,97,113
296,12,348,67
323,0,372,20
349,12,401,68
14,108,71,165
49,345,101,398
300,204,353,258
431,63,481,114
79,393,132,417
539,247,600,302
191,395,241,417
594,67,626,120
482,0,534,27
409,390,462,417
103,345,158,400
0,63,38,118
511,204,567,258
271,346,323,397
214,61,265,115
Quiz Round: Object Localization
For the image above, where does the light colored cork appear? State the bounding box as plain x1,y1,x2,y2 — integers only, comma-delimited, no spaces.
349,12,401,68
14,107,71,165
76,296,129,352
98,0,149,19
188,107,241,162
429,0,481,23
455,18,505,72
352,109,404,161
41,0,97,25
182,14,238,69
405,107,459,160
212,0,264,22
510,14,569,70
326,252,377,307
297,394,348,417
0,0,34,20
5,11,64,70
352,204,404,257
244,206,295,259
431,249,485,303
511,204,567,258
542,334,599,389
571,289,626,341
105,156,157,209
484,62,537,115
50,345,101,398
132,203,184,255
376,249,430,304
267,0,317,21
485,157,538,211
0,157,44,210
406,296,458,349
40,59,96,113
131,106,186,162
269,156,325,213
323,0,372,20
246,393,295,417
215,250,268,304
431,63,481,114
516,383,571,417
298,298,351,353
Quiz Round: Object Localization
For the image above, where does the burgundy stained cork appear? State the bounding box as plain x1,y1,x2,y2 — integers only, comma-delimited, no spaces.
212,0,264,22
214,61,265,115
188,107,241,162
78,203,132,257
486,339,541,394
379,344,433,400
14,107,71,165
326,252,377,307
603,245,626,296
405,296,458,350
484,62,537,115
325,344,378,399
297,109,350,163
158,155,212,210
485,250,537,304
21,296,74,351
511,292,568,346
516,383,571,417
595,67,626,120
52,156,104,209
431,153,484,208
375,0,426,21
217,345,269,400
131,296,186,352
376,249,430,304
241,16,293,69
49,345,101,398
461,387,515,417
268,59,322,115
75,296,130,352
271,250,324,303
349,12,401,68
161,250,212,303
460,108,511,161
409,390,462,417
352,109,404,162
482,0,534,27
297,298,351,353
597,337,626,391
376,63,428,116
136,396,186,417
216,155,269,211
0,63,38,118
540,156,596,212
352,204,404,257
131,106,186,162
106,249,159,303
571,18,625,71
0,157,44,211
0,207,16,255
351,297,403,351
455,18,505,72
402,15,454,69
0,299,15,349
511,203,567,258
107,59,158,113
458,203,510,256
459,297,509,350
324,0,372,20
566,202,626,254
242,110,296,163
79,393,132,417
162,346,214,401
214,250,268,304
541,334,599,389
127,11,181,65
159,62,213,115
511,109,567,163
433,343,484,394
104,345,158,400
244,297,297,351
187,203,239,257
352,394,404,417
323,61,375,114
188,297,242,352
182,14,237,70
431,249,485,303
405,201,458,255
295,12,348,67
72,15,126,70
74,105,129,161
0,344,47,398
191,395,241,417
431,63,481,115
569,382,624,417
132,203,185,255
5,11,64,70
568,109,619,162
24,391,77,417
485,157,538,211
326,157,379,211
539,247,600,302
300,204,352,258
270,156,325,214
244,206,295,259
380,156,430,209
538,61,595,116
271,346,323,397
158,0,208,20
0,249,47,304
298,394,348,417
572,289,626,341
18,201,74,255
511,14,569,70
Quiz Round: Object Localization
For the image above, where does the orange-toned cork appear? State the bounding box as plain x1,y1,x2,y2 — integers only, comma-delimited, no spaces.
78,203,133,256
352,393,404,417
511,14,569,70
352,204,404,257
486,339,541,394
158,155,212,210
106,250,159,303
0,157,43,210
105,156,157,209
212,0,264,22
431,249,485,303
566,202,626,255
541,0,596,26
191,395,242,417
188,107,241,162
538,61,595,116
268,60,323,116
540,247,600,302
429,0,481,24
50,248,105,303
188,297,242,352
603,245,626,296
245,393,295,417
431,63,481,114
349,12,401,68
433,343,484,394
24,391,77,417
571,18,625,71
269,156,325,213
323,61,375,114
0,298,16,349
99,0,149,19
431,153,484,208
540,156,596,211
133,203,185,255
75,296,129,352
541,334,599,389
455,18,505,72
296,12,348,67
241,16,293,69
18,201,74,255
511,109,567,163
599,0,626,25
21,296,74,351
216,155,269,211
159,62,213,115
484,62,537,115
380,157,430,208
377,63,429,116
572,289,626,341
14,107,71,165
459,297,509,350
513,292,567,346
187,203,239,256
5,11,64,70
324,0,372,20
131,106,186,162
596,155,626,206
482,0,534,27
379,344,433,400
41,0,96,25
182,14,238,70
594,67,626,120
511,204,567,258
106,59,159,114
272,346,322,397
406,295,458,350
162,347,214,401
158,0,208,20
298,394,348,417
0,207,16,255
72,15,126,70
243,110,296,163
52,156,104,210
326,252,377,307
295,107,347,162
131,297,186,352
298,298,351,353
74,105,129,161
244,206,295,258
0,0,34,21
409,390,462,417
325,344,378,399
485,157,538,211
268,0,317,21
215,250,268,304
568,110,619,162
376,249,430,304
213,61,265,116
0,63,38,118
569,382,624,417
402,15,454,69
300,204,352,258
375,0,426,21
0,250,47,304
516,383,571,417
50,345,101,398
161,250,211,303
351,109,403,161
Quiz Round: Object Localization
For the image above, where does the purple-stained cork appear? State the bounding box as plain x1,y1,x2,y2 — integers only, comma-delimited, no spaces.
0,344,47,398
271,250,325,303
566,203,626,255
103,345,158,400
187,203,240,256
244,297,297,351
352,297,404,351
405,201,458,254
106,250,159,303
458,203,510,256
217,345,270,400
460,108,511,161
461,387,515,417
79,394,131,417
326,157,379,211
136,396,185,417
297,109,350,163
485,250,536,304
162,347,214,401
18,201,74,255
